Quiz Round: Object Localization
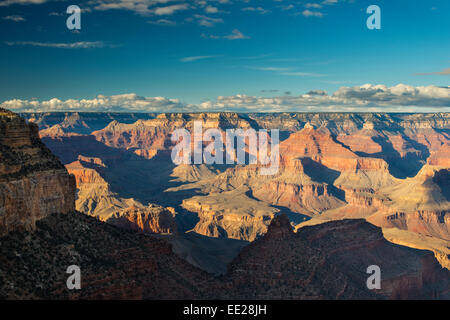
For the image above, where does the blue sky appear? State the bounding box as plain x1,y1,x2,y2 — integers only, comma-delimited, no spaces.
0,0,449,112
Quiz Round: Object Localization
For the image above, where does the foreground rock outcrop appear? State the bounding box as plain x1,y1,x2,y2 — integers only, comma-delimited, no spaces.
222,215,450,299
2,211,448,299
0,108,75,236
0,211,213,299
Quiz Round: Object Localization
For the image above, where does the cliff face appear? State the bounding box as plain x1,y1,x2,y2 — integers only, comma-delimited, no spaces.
0,109,75,236
107,205,178,234
65,156,178,235
366,165,450,240
298,218,450,299
91,112,254,152
23,112,155,135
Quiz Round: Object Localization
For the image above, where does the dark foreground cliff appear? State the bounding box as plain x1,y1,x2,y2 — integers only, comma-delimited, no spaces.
220,215,450,300
0,211,214,299
1,212,449,300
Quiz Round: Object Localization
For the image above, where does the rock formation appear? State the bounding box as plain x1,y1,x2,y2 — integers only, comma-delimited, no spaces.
0,211,214,299
222,215,450,300
182,187,278,241
0,108,75,236
107,205,177,234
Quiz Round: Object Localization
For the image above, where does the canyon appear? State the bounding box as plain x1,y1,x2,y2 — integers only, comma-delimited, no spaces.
22,111,450,271
1,109,448,299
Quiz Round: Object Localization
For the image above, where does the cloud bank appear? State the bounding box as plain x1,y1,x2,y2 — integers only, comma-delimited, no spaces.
2,84,449,113
1,94,185,113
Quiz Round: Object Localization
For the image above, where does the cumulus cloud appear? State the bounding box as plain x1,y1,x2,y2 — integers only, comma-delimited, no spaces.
91,0,227,17
92,0,185,15
304,3,322,9
198,84,450,112
224,29,249,40
205,5,218,13
301,9,324,17
154,3,189,15
2,85,449,113
1,94,185,113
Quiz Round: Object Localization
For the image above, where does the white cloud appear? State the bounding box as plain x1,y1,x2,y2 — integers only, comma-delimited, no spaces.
4,41,112,49
242,6,269,14
92,0,181,15
304,3,322,9
147,18,176,25
189,14,223,26
205,5,218,13
279,4,294,11
2,15,25,21
90,0,224,16
302,9,324,17
1,94,185,112
224,29,249,40
0,0,47,6
154,3,189,15
197,84,450,112
2,85,449,113
202,28,249,40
